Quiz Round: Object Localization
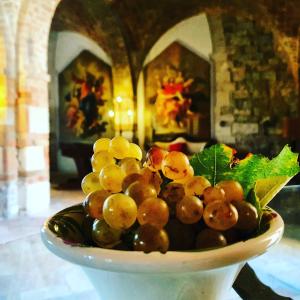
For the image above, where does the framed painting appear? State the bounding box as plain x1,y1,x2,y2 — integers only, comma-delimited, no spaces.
144,41,211,142
59,50,113,143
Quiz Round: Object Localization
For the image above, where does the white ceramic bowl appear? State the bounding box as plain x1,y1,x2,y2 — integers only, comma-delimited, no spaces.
41,209,284,300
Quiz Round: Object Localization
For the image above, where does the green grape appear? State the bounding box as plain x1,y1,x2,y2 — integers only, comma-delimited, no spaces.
216,180,244,202
176,195,204,224
173,165,194,184
91,151,116,172
92,219,122,248
137,197,169,228
83,190,111,219
203,186,226,205
103,193,137,230
184,176,211,196
122,173,144,192
125,181,157,206
119,222,139,250
133,224,169,253
93,138,111,153
231,200,258,231
165,218,197,250
203,200,238,231
223,228,240,245
82,215,94,245
160,182,185,215
140,167,163,193
81,171,103,195
195,228,227,250
109,136,130,159
144,146,168,171
161,151,191,180
127,143,143,161
99,164,126,193
119,157,141,175
160,182,185,205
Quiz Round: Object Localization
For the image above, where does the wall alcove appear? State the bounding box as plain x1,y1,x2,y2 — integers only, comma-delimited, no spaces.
143,41,211,143
137,14,213,148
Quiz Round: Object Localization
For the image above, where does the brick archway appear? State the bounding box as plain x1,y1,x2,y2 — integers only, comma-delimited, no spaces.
11,0,134,216
0,0,134,216
14,0,60,215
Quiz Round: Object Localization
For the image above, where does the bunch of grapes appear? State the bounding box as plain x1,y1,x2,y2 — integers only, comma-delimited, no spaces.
81,137,259,253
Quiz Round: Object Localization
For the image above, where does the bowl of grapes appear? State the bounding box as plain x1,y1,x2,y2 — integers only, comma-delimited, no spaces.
41,136,299,300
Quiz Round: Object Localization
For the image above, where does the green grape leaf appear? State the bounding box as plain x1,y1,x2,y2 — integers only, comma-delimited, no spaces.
246,188,262,217
227,154,270,196
190,144,300,200
230,145,299,196
189,144,234,185
254,176,291,208
266,145,300,177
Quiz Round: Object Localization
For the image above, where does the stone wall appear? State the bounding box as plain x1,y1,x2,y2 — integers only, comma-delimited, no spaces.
211,14,298,155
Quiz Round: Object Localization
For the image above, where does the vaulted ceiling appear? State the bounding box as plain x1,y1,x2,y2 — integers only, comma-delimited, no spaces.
51,0,300,89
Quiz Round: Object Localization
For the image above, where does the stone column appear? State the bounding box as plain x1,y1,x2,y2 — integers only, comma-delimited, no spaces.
16,0,59,215
16,73,51,215
208,14,235,145
0,0,20,218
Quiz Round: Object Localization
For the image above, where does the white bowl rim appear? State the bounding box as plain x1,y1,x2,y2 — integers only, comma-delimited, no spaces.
41,208,284,273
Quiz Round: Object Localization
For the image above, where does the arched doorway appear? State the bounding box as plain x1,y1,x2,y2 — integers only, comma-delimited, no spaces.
137,14,213,148
13,0,134,215
48,1,135,184
48,31,114,182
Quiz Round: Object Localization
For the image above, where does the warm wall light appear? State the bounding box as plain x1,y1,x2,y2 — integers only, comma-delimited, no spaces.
108,110,115,118
0,75,7,124
114,96,134,135
116,96,123,103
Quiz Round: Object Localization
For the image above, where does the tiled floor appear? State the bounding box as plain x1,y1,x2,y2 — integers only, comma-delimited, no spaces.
0,189,83,245
0,188,300,300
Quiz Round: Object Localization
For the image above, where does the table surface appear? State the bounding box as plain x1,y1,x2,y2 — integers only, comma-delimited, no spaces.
0,187,300,300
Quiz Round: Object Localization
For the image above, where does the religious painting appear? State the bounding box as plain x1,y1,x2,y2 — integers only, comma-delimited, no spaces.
144,42,211,141
59,50,113,143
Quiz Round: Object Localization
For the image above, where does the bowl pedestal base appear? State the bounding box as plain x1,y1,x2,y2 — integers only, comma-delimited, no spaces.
83,263,244,300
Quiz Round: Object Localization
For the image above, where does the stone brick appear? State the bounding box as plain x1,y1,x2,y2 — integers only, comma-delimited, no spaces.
219,114,234,123
0,125,16,146
232,88,249,100
16,104,29,133
16,133,48,148
0,180,18,218
28,106,49,134
0,106,15,126
215,124,232,136
261,71,276,81
0,146,18,176
232,123,259,135
220,106,234,115
231,67,245,81
18,145,46,172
